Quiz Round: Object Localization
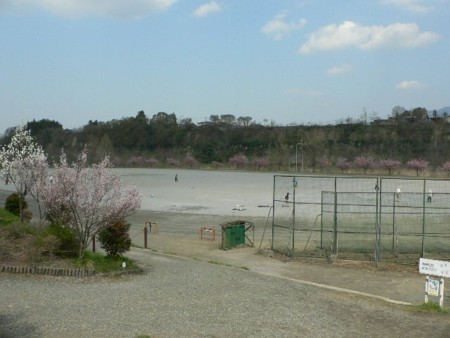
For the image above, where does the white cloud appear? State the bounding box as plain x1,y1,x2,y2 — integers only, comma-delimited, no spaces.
262,13,307,40
299,21,439,54
396,80,428,89
193,1,221,17
327,64,352,75
381,0,433,13
2,0,177,19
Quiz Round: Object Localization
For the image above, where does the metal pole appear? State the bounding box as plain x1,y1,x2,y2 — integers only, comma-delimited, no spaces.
301,146,304,171
421,179,426,257
295,144,298,172
144,226,148,249
375,177,380,266
271,175,276,250
320,191,324,249
292,177,296,255
333,177,338,254
392,193,395,252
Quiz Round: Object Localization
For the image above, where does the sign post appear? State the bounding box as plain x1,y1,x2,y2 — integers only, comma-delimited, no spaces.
419,258,448,307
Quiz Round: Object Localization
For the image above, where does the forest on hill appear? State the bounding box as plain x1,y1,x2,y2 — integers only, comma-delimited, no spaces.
2,108,450,176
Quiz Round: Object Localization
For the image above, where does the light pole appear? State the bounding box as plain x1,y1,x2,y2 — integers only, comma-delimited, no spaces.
295,143,303,172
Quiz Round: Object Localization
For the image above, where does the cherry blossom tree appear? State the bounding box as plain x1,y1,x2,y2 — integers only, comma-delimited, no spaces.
336,158,351,173
0,125,48,220
144,157,159,167
229,154,249,169
442,161,450,177
42,150,141,259
379,159,401,175
317,157,332,173
166,158,180,167
252,157,270,170
407,159,429,176
353,156,376,174
127,156,143,167
184,155,199,168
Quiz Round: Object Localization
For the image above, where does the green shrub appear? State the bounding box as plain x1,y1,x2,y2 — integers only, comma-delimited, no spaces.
46,222,79,257
5,193,28,216
98,219,132,257
0,208,20,227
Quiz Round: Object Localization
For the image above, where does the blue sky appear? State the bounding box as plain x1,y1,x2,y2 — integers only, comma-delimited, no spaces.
1,0,449,130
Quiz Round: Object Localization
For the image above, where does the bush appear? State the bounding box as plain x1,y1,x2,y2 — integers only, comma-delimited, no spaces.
5,193,28,216
0,208,20,227
98,219,132,257
46,222,79,257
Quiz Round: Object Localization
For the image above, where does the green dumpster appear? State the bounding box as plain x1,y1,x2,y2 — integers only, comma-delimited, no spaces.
221,221,247,249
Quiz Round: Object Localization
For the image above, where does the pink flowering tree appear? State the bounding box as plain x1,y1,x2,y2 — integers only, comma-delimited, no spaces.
211,161,223,169
353,156,376,174
144,157,159,167
229,154,249,169
166,158,180,167
127,156,144,167
185,155,199,168
379,159,401,175
407,159,429,176
336,158,351,173
442,161,450,177
42,150,141,259
0,125,48,220
317,157,332,173
252,157,270,170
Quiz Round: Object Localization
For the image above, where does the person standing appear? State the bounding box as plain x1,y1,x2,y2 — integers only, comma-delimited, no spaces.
396,187,401,201
427,189,433,203
284,192,289,203
175,174,178,182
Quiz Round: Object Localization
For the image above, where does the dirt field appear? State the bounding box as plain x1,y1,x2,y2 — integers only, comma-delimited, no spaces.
127,209,439,306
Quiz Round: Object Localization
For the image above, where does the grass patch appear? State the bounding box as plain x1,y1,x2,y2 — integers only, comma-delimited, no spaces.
73,252,137,273
416,302,449,313
0,208,20,227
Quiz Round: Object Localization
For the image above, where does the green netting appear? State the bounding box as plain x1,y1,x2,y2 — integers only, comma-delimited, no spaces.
272,175,450,264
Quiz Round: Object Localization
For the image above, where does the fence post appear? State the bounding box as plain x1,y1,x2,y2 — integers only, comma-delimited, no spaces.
144,226,148,249
320,191,324,249
92,236,96,253
333,177,338,255
421,179,426,257
374,177,380,266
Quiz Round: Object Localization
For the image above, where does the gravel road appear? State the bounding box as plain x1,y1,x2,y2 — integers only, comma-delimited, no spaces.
1,248,450,338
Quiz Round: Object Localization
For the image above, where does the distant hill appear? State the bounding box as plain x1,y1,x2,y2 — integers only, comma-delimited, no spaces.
438,107,450,115
430,106,450,117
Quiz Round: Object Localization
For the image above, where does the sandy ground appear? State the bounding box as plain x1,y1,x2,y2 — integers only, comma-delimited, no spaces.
126,210,439,306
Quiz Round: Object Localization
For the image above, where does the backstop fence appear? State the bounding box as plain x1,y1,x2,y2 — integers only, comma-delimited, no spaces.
272,175,450,265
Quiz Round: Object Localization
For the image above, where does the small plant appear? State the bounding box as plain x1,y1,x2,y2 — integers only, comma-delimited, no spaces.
5,192,28,216
98,219,132,257
417,302,448,313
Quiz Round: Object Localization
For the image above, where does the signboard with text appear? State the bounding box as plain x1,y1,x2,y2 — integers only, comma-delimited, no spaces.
419,258,450,278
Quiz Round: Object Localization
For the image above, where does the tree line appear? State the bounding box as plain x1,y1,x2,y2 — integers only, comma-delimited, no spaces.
2,108,450,176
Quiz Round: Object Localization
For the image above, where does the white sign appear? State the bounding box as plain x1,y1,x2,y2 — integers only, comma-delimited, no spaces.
419,258,450,278
427,278,440,297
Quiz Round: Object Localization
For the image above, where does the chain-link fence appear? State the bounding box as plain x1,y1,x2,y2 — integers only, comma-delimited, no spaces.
272,175,450,264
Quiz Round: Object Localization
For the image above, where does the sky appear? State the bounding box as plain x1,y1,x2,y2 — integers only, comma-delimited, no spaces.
1,0,449,130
